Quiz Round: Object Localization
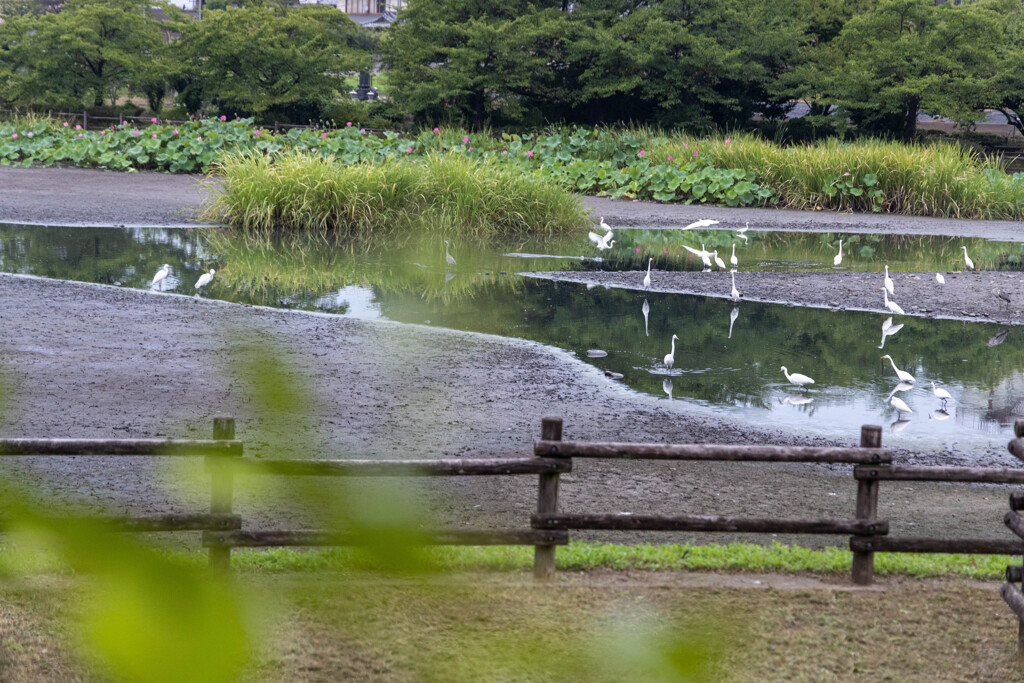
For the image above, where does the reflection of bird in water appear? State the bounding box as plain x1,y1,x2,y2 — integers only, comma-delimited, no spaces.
988,330,1008,347
936,273,945,285
735,223,749,243
881,354,915,383
962,246,974,270
780,394,814,406
931,381,951,408
683,218,719,230
643,258,652,290
641,298,650,337
588,231,615,250
930,409,951,421
195,268,215,292
443,271,455,293
730,244,738,269
728,306,739,339
833,240,843,267
884,265,895,297
730,272,740,301
444,240,456,267
780,366,814,388
878,317,904,349
152,264,170,290
664,334,679,371
890,419,912,433
890,396,912,418
881,287,904,315
663,378,673,400
886,382,915,400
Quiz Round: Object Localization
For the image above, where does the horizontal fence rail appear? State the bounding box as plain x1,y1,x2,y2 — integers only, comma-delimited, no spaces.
0,513,241,533
851,536,1024,555
855,465,1024,484
0,438,243,457
535,440,891,464
225,457,571,477
532,513,888,536
203,529,569,548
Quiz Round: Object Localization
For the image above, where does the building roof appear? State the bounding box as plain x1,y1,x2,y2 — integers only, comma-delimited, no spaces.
346,9,396,27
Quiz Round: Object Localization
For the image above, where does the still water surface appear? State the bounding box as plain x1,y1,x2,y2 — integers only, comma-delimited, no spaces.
3,223,1023,451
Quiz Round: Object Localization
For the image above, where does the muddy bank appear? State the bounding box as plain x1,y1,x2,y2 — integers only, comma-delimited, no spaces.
2,273,1022,551
526,269,1024,327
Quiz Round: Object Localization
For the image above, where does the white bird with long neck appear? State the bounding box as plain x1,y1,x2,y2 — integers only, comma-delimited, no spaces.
962,246,974,270
730,244,738,269
588,231,615,250
881,354,915,383
780,366,814,388
195,268,215,291
728,306,739,339
881,287,904,315
735,222,749,243
643,258,652,290
936,273,945,285
730,272,740,301
833,240,843,267
713,251,726,270
931,381,952,407
664,334,679,370
700,244,712,269
884,265,895,297
890,395,913,417
151,264,170,290
641,299,650,337
599,216,612,233
683,218,719,230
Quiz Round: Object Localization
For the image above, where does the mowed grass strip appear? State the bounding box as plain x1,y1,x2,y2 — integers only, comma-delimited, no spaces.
205,151,590,237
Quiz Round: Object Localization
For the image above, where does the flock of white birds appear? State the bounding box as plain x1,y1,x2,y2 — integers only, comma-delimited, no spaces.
588,216,979,424
150,263,216,294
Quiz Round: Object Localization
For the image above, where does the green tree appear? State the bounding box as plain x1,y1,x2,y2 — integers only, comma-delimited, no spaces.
0,0,170,109
984,0,1024,136
169,5,370,121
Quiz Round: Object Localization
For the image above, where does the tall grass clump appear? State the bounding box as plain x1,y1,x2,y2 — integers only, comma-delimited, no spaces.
205,151,589,237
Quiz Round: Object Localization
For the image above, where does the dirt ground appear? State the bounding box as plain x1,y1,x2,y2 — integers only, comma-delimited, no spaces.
2,167,1024,552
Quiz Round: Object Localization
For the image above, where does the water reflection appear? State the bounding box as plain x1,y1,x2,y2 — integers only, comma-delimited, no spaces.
4,223,1024,449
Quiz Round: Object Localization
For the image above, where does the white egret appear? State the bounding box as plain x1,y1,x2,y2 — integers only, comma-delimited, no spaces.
700,244,712,269
643,258,652,290
735,222,749,243
881,354,915,384
444,240,456,267
195,268,215,291
682,244,708,259
881,316,893,333
890,395,913,417
878,318,904,350
683,218,719,230
730,244,738,269
931,381,952,407
833,240,843,267
728,306,739,339
642,298,650,337
713,251,726,270
588,231,615,250
664,334,679,370
151,264,170,290
730,272,740,301
599,216,612,233
663,378,673,400
883,265,894,297
962,246,974,270
881,287,904,315
780,366,814,388
935,273,945,285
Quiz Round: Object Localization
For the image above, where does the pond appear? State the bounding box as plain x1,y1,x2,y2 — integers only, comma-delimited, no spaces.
3,223,1024,451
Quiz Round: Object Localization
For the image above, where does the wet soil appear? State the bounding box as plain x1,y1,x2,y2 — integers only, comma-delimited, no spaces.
2,167,1024,553
527,268,1024,326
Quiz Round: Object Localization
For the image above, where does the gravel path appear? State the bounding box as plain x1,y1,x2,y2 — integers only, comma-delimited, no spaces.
2,166,1024,552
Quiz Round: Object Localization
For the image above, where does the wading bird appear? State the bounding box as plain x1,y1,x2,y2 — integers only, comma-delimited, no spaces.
683,218,719,230
963,246,974,270
780,365,814,388
890,395,913,418
151,264,170,290
881,354,915,383
599,216,612,233
730,272,740,301
643,258,652,290
994,289,1011,308
713,251,726,270
881,287,904,315
700,244,712,269
730,244,738,269
664,334,679,370
735,222,749,243
588,231,615,250
936,273,945,285
833,240,843,267
195,268,215,291
931,381,952,408
884,265,894,297
444,240,456,267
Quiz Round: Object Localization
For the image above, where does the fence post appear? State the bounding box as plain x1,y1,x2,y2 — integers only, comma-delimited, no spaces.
82,111,88,131
534,417,563,580
1015,419,1024,661
852,424,882,585
208,416,235,570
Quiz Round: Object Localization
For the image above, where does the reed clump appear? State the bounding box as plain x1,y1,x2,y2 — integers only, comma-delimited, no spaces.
205,151,589,236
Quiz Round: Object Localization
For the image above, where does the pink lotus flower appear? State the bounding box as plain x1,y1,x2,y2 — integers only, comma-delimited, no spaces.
197,136,202,141
683,143,688,148
433,127,439,133
346,122,352,126
152,134,158,139
26,132,33,138
526,151,534,157
254,130,260,136
78,133,83,138
407,147,413,153
360,128,365,133
321,132,328,138
502,150,507,154
173,129,179,135
219,115,227,121
638,150,645,157
635,246,641,253
693,151,698,157
131,130,139,136
664,248,669,254
468,146,472,151
63,122,69,127
843,172,851,177
668,155,673,161
151,118,158,123
75,125,82,130
100,131,106,136
724,139,731,145
311,148,316,152
462,137,469,143
11,133,17,139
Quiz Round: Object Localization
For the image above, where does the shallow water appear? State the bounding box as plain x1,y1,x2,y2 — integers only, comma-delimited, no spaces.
3,223,1022,450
